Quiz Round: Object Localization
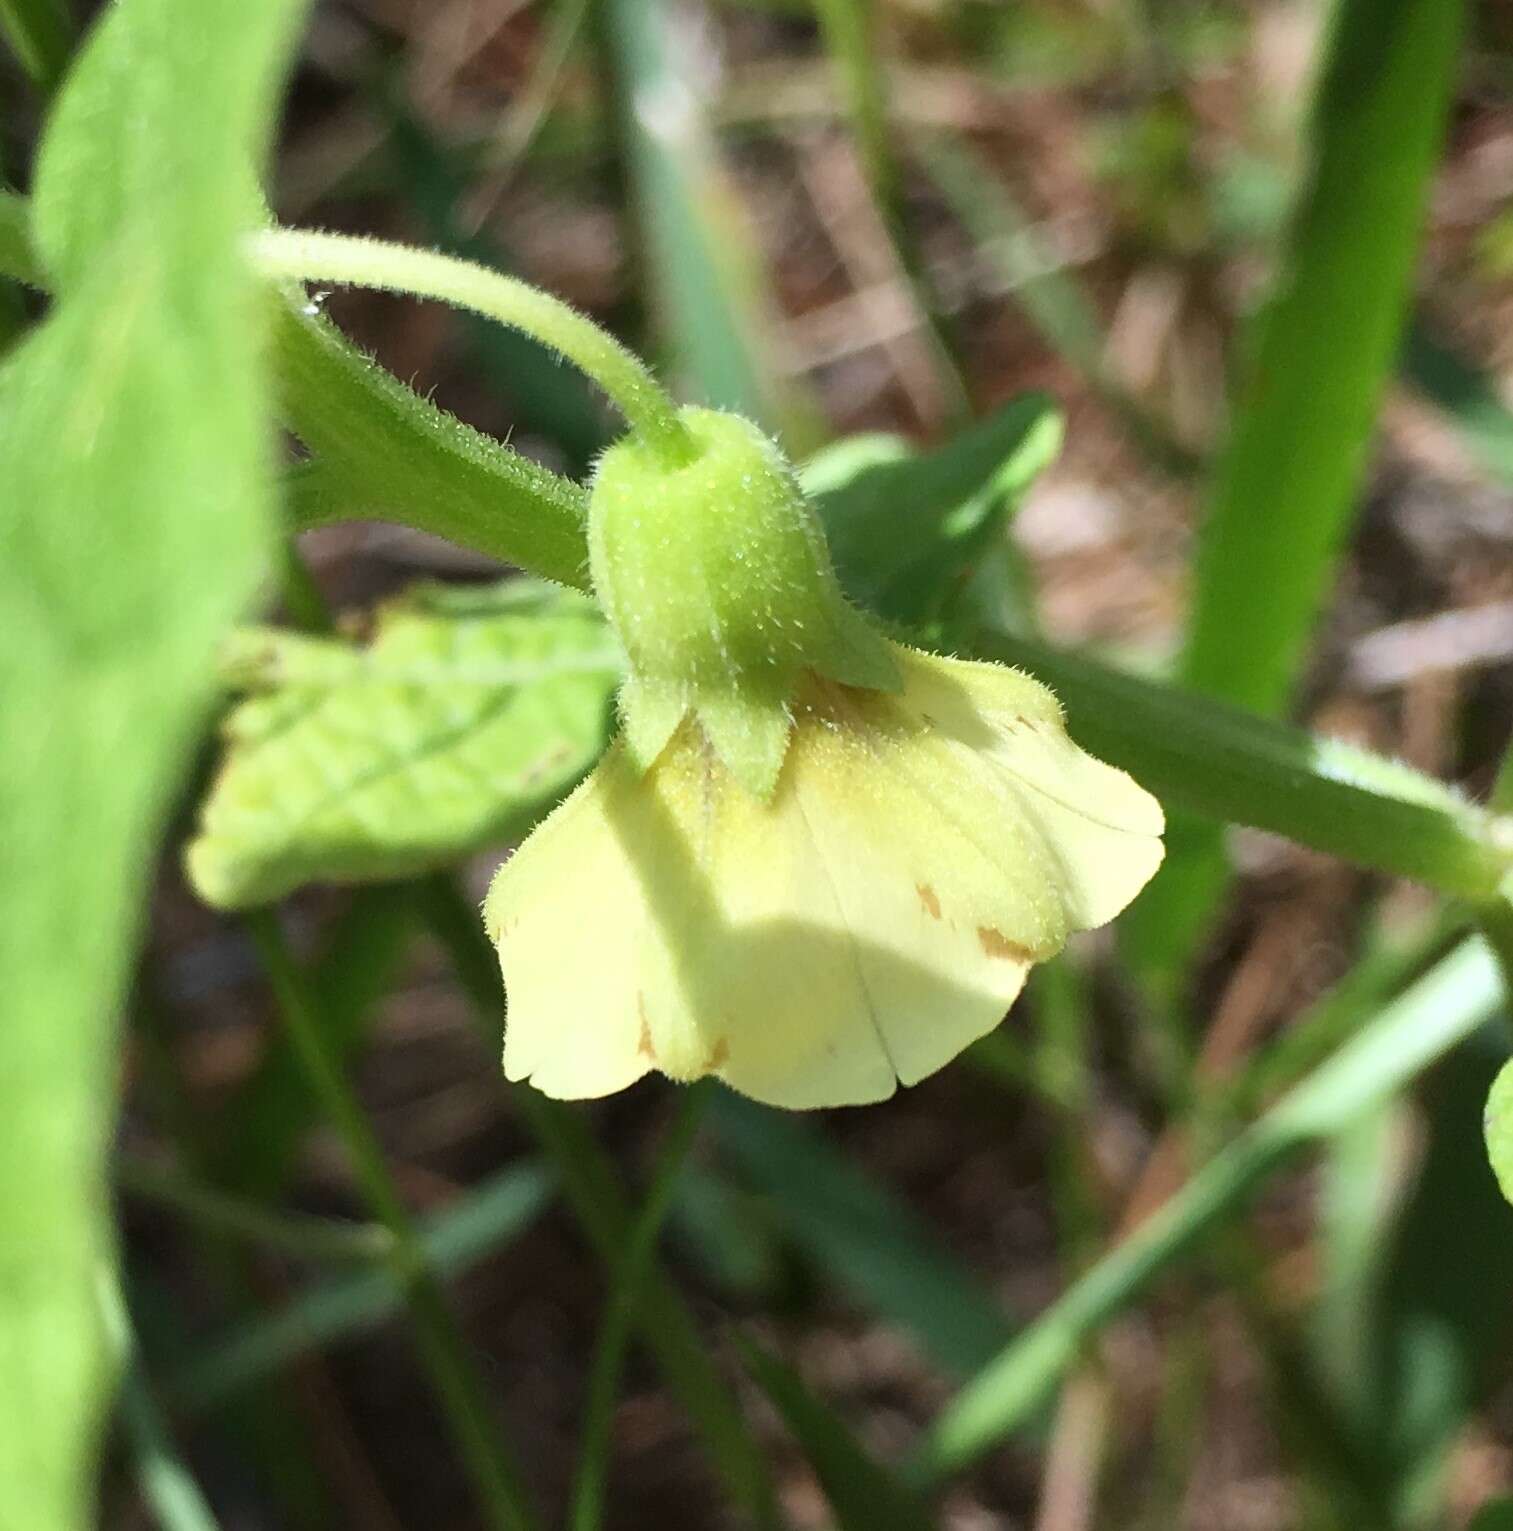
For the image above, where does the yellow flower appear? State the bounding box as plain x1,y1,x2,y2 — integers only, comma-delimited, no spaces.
485,641,1163,1108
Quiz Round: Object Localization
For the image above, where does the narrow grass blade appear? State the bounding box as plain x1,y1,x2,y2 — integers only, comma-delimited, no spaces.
918,939,1503,1476
169,1163,554,1410
706,1092,1012,1379
596,0,821,447
916,134,1197,477
247,913,542,1531
1181,0,1466,715
570,1092,705,1531
215,885,415,1196
117,1158,393,1264
736,1336,933,1531
102,1279,223,1531
418,876,787,1531
0,0,71,95
1134,0,1467,984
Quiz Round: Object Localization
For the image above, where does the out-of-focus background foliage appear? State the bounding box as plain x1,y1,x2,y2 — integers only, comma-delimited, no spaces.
8,0,1513,1526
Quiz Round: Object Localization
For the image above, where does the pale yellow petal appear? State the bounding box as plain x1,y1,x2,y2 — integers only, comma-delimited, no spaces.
487,641,1163,1110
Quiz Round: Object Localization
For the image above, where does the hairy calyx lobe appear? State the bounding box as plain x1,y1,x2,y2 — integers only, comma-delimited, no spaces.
587,406,898,797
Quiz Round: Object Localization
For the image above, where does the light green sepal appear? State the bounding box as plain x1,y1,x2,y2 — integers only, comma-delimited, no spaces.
694,682,795,800
619,673,688,774
819,602,902,694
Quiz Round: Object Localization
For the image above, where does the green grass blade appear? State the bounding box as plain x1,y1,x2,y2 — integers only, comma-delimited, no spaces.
916,134,1198,478
1133,0,1466,986
247,913,542,1531
418,876,787,1531
0,3,308,1522
215,885,415,1195
0,0,72,95
116,1158,393,1264
168,1163,554,1410
102,1282,223,1531
570,1093,705,1531
736,1335,934,1531
706,1092,1012,1378
1181,0,1465,714
918,939,1504,1476
596,0,820,447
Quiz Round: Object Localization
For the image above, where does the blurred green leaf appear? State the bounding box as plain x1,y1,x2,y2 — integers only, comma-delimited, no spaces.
707,1092,1012,1378
807,393,1062,628
1470,1501,1513,1531
187,580,619,907
736,1336,933,1531
1484,1056,1513,1205
0,1,306,1523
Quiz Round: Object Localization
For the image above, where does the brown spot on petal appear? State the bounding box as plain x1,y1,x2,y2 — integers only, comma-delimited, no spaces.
977,926,1034,962
704,1036,730,1071
916,883,942,920
636,994,656,1060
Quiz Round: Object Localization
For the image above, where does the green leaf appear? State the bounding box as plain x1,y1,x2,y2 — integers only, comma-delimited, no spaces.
807,393,1063,628
1470,1500,1513,1531
0,0,308,1523
736,1336,934,1531
1484,1056,1513,1206
187,580,620,907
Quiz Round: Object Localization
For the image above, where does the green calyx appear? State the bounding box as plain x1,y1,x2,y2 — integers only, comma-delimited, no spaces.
588,406,899,797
